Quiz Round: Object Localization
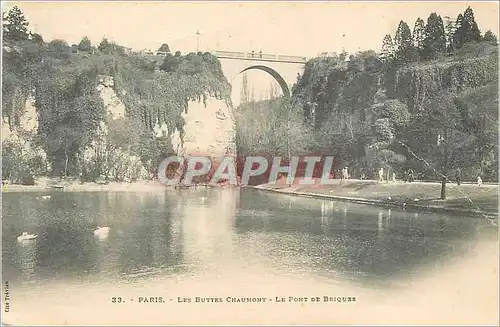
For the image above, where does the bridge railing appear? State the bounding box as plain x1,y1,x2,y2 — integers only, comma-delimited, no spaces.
245,52,276,60
213,50,246,58
276,55,307,62
213,50,307,63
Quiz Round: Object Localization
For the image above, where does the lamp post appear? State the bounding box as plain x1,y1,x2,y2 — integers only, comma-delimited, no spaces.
196,30,201,52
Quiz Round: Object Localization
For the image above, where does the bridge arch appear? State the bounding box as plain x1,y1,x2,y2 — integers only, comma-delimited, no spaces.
238,65,290,98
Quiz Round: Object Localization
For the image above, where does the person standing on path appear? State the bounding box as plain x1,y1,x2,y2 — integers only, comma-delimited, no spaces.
455,168,461,186
342,167,349,180
408,169,414,183
378,168,384,182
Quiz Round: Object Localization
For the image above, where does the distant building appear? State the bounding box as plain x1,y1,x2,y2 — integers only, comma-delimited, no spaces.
156,51,171,56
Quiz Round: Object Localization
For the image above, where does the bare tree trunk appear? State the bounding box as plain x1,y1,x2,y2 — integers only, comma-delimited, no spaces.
440,176,447,200
440,131,449,200
64,148,69,177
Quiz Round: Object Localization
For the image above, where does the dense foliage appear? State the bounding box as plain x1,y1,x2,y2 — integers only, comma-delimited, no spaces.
235,96,312,157
234,6,498,185
2,6,231,182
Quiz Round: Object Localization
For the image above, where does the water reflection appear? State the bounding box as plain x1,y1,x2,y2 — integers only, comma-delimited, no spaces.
234,190,490,285
320,200,334,232
2,188,496,292
178,188,239,273
16,241,37,284
113,192,184,279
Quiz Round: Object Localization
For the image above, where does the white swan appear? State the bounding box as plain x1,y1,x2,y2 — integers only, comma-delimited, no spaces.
17,232,37,242
41,195,51,200
94,226,110,238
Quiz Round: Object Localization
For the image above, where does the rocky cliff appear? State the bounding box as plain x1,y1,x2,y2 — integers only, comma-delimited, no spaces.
1,95,37,141
178,98,235,157
98,75,236,158
2,74,236,177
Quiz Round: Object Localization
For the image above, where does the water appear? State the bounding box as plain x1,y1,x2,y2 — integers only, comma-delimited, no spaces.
2,188,498,325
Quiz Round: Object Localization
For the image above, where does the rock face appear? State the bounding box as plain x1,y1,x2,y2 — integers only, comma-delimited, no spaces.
2,74,236,183
174,99,236,185
1,94,38,142
1,93,48,184
84,76,149,181
178,98,235,157
97,75,125,120
91,76,237,183
97,74,236,159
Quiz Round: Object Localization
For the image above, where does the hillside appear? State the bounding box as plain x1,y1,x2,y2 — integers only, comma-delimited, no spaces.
233,6,499,186
233,43,498,186
298,46,497,180
1,36,233,184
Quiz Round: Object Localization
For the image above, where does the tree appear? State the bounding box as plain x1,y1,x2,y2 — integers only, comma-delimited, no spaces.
2,129,48,184
97,38,125,55
368,99,409,180
48,39,70,59
2,6,29,42
359,50,383,73
347,54,364,73
394,20,414,63
453,14,465,49
240,72,251,104
453,7,482,49
78,36,92,52
30,32,44,44
381,34,395,62
422,13,446,60
158,43,171,53
483,30,498,44
463,6,482,43
159,53,179,72
412,18,426,58
443,16,456,53
97,38,110,53
411,92,470,199
234,97,312,158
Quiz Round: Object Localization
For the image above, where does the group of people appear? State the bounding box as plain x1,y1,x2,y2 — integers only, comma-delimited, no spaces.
455,168,483,186
340,167,398,182
337,166,483,186
377,168,398,182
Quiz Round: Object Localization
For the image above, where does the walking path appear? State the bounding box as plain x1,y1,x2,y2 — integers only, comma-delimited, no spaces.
251,179,498,219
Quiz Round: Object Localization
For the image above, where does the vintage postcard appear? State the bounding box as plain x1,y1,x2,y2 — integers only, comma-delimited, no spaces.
1,0,499,325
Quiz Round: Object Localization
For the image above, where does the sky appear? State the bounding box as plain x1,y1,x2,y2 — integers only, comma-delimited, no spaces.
3,1,499,58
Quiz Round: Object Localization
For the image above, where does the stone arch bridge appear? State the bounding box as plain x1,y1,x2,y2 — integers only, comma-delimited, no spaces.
162,51,308,160
212,50,307,100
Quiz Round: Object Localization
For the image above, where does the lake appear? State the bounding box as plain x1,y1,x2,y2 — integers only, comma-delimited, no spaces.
2,188,498,325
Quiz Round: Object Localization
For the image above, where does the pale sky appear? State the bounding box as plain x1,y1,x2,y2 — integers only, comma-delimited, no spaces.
3,1,499,58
